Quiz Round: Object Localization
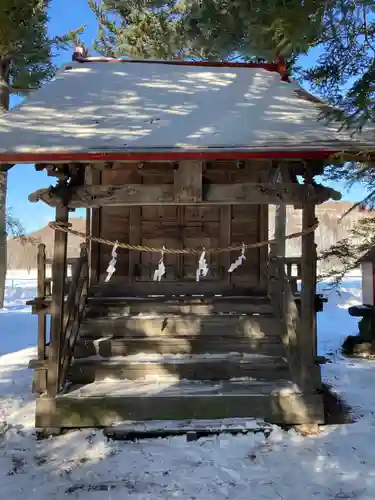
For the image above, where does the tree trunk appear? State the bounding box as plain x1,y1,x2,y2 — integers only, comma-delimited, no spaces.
0,170,7,308
0,56,10,308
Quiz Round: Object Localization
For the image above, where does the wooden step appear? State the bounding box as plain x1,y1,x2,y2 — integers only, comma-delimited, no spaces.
68,354,290,384
86,295,273,316
36,379,324,427
79,313,278,339
104,418,273,440
74,335,285,358
89,283,267,297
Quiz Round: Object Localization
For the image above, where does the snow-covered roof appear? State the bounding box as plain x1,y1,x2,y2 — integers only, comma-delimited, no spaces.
0,59,374,162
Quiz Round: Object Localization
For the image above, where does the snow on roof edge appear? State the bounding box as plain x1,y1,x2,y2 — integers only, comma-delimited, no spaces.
70,54,283,72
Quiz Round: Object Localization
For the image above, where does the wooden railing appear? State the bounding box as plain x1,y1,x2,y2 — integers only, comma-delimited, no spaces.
281,257,302,294
268,256,309,392
58,243,88,389
29,243,88,395
28,245,76,314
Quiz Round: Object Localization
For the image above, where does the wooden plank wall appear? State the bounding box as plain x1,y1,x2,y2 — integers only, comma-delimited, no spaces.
95,160,271,289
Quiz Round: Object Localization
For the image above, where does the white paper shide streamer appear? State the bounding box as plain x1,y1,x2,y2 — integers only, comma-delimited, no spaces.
153,246,166,281
228,243,246,273
196,249,209,282
105,241,119,282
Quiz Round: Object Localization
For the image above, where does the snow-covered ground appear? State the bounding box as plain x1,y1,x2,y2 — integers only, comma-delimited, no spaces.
2,269,375,499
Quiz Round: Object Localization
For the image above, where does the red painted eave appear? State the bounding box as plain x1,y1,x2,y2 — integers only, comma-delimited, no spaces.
0,150,338,164
72,55,281,71
70,55,291,82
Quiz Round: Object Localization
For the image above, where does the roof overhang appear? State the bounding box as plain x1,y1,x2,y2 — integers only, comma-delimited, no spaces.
0,148,339,165
0,60,374,163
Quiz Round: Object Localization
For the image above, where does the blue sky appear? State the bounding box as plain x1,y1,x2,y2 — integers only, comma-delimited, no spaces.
6,0,367,233
7,0,97,231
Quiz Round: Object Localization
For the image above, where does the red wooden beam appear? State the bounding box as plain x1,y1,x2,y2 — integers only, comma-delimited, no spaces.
71,55,281,73
0,149,337,164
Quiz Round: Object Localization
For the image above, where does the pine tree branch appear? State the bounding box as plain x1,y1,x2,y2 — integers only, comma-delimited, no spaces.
362,4,375,56
318,215,375,287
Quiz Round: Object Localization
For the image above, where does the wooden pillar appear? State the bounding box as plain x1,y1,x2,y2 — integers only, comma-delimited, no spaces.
268,165,286,293
258,205,269,289
47,205,69,397
274,162,291,259
173,161,203,281
87,167,101,286
86,208,91,238
37,244,47,358
35,243,47,394
220,206,232,283
176,206,184,280
274,203,286,258
299,171,317,392
128,207,141,282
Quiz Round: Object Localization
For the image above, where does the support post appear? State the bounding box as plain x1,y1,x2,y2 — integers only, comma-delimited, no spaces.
88,168,101,285
258,205,269,289
86,208,91,239
173,161,203,202
299,170,318,392
34,243,47,394
275,162,292,260
268,165,286,294
220,206,232,283
128,207,141,282
274,203,286,258
47,204,68,397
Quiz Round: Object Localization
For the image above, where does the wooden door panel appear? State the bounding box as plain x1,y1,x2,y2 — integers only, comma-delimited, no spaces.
184,206,221,221
138,235,179,281
141,206,177,219
98,201,265,292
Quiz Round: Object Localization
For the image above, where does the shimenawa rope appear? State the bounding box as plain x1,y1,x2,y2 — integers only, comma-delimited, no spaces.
49,221,319,255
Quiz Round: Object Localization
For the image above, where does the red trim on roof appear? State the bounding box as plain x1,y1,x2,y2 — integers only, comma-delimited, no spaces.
0,150,337,164
72,54,281,73
276,55,290,82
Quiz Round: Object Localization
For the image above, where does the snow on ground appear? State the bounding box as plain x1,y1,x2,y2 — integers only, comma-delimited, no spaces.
2,269,375,499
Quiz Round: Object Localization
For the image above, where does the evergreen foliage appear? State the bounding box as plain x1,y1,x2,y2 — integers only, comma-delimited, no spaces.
0,0,84,307
319,216,375,286
88,0,187,59
88,1,375,131
0,0,84,100
301,1,375,132
308,2,375,284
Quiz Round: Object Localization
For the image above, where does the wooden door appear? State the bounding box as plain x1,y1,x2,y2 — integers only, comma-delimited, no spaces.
129,204,266,295
97,161,269,295
136,205,221,282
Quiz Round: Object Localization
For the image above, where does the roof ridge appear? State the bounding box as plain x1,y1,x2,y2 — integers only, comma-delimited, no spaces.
71,52,284,74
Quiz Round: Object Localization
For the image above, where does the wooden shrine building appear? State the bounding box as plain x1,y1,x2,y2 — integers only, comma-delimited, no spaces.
0,55,373,433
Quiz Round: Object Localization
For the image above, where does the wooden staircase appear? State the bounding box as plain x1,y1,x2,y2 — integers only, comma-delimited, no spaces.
35,294,324,429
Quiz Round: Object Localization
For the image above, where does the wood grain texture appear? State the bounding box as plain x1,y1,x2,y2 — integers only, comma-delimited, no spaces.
79,313,279,338
48,205,69,397
86,295,274,316
90,281,266,296
29,182,341,207
174,161,202,202
88,167,101,285
258,205,269,289
128,207,141,283
73,335,285,358
299,202,317,392
68,356,290,384
35,391,324,427
35,243,47,394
